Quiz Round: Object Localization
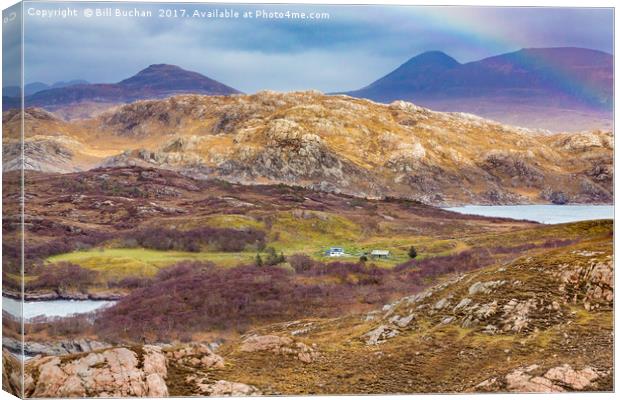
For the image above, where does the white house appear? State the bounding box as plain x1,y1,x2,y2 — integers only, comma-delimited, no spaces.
326,247,345,257
370,250,390,259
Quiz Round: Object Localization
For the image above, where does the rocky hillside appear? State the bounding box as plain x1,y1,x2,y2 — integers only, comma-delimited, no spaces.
8,234,612,396
3,91,613,205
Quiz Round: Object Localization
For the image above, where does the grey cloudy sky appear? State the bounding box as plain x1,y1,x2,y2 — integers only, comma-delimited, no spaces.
13,2,615,93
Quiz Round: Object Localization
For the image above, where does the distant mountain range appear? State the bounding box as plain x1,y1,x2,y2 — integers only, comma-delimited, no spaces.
2,64,241,112
3,80,90,97
1,47,613,131
343,47,612,131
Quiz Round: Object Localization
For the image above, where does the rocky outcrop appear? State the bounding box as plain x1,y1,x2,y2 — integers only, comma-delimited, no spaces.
199,380,261,396
2,349,22,397
3,337,110,357
558,255,613,311
468,280,506,295
24,346,168,397
3,137,79,174
542,190,569,205
476,363,605,392
240,335,320,363
363,324,400,345
361,244,613,344
555,131,613,152
505,365,564,392
481,151,543,186
165,343,224,369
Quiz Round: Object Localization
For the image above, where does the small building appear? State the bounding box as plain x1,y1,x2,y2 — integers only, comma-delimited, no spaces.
326,247,345,257
370,250,390,259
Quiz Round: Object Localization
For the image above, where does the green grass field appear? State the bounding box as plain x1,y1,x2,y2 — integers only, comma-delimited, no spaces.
47,248,257,279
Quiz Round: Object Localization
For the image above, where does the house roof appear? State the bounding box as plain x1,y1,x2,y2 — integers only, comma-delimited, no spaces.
371,250,390,255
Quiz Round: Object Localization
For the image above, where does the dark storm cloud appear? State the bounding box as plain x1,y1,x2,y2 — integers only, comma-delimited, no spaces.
20,2,613,93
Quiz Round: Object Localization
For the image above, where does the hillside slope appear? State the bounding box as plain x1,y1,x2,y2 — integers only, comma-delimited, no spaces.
4,92,612,205
12,232,613,396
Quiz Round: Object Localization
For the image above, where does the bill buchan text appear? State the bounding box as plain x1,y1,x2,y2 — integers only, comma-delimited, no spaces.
25,7,330,21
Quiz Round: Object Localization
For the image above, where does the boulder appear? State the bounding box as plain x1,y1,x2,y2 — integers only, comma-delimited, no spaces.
434,298,450,310
544,364,600,390
453,298,472,311
392,314,415,328
167,343,224,369
240,335,319,363
500,299,537,333
502,364,602,393
505,365,563,393
469,280,506,296
363,325,399,345
24,346,168,398
203,380,261,396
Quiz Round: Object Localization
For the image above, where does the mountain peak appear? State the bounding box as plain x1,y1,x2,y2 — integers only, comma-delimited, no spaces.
354,50,460,96
119,64,199,86
376,51,459,83
117,64,241,94
140,64,185,73
402,51,460,68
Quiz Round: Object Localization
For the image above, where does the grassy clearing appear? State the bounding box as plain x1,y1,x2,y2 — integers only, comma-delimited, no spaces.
46,248,257,279
270,211,362,251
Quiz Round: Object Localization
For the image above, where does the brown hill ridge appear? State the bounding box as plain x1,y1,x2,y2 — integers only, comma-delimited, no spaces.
3,91,613,205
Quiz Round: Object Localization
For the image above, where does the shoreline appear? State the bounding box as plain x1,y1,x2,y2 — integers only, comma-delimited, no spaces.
2,289,126,302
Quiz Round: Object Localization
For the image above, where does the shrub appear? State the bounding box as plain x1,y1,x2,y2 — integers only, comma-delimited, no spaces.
288,254,315,273
408,246,418,259
24,230,112,261
27,262,99,292
130,227,266,253
395,248,495,278
96,262,343,342
108,276,151,289
264,247,286,266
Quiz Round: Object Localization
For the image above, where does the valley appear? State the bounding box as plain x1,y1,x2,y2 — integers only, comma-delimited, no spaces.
3,165,543,300
3,214,613,395
1,87,614,396
2,166,612,344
